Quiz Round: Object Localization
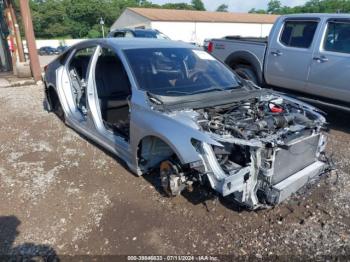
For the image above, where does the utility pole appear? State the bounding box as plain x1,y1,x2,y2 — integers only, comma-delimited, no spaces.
100,17,105,38
18,0,41,81
7,0,25,62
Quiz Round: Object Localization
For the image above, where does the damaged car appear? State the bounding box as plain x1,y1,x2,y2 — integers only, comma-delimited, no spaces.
44,39,328,209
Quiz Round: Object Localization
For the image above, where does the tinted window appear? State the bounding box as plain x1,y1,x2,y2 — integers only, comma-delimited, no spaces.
280,21,318,48
133,31,157,38
114,32,126,37
324,21,350,54
124,48,241,96
134,30,169,39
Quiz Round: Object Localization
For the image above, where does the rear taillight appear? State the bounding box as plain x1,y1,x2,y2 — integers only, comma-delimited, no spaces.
207,42,213,53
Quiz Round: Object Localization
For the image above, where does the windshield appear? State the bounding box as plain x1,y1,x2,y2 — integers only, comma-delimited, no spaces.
124,48,241,96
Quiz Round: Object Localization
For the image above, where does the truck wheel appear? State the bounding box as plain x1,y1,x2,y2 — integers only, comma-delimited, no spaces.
235,65,258,85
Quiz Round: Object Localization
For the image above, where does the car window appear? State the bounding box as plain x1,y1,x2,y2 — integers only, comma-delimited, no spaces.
280,20,318,48
69,47,96,80
114,32,126,37
134,31,156,38
125,31,134,38
324,21,350,54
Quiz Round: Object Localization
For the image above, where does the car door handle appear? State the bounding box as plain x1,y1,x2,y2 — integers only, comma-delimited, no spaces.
271,50,283,57
313,56,329,63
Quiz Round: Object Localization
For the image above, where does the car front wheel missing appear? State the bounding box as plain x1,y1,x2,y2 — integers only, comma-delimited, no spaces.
160,160,186,197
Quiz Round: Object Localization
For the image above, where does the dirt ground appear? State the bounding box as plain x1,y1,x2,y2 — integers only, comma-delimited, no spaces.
0,84,350,259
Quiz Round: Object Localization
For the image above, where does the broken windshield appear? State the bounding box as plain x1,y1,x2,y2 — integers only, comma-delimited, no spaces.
124,48,241,96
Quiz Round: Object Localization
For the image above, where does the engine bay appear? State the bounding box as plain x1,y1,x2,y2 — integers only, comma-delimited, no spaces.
195,94,326,176
196,95,323,141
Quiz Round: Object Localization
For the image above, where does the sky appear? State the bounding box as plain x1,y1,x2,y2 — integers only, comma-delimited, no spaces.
150,0,308,12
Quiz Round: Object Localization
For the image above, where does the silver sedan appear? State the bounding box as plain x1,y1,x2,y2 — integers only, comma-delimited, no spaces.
43,38,328,209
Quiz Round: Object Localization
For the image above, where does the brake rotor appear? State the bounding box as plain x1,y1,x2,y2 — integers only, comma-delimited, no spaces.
160,160,182,197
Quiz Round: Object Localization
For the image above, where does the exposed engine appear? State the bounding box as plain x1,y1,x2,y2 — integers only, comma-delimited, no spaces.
194,94,327,207
196,95,322,141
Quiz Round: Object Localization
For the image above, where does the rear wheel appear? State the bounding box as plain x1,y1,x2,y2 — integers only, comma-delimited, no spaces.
234,65,259,85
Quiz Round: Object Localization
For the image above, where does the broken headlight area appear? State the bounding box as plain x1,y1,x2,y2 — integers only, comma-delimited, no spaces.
194,94,328,209
211,143,250,174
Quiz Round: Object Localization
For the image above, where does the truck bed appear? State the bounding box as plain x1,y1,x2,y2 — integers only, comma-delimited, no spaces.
223,36,268,43
210,37,267,71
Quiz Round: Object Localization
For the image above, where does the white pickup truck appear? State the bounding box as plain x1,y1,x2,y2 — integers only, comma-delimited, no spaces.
209,14,350,110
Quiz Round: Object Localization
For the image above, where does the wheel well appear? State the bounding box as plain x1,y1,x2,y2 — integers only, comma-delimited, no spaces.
225,51,263,85
47,86,59,110
137,136,180,173
229,58,252,70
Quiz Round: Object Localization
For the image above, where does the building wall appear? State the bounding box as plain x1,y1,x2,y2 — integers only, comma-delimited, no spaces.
150,21,273,45
111,9,151,30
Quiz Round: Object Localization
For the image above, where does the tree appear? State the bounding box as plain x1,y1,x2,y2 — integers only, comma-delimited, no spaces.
267,0,282,14
191,0,206,11
249,8,267,14
162,3,194,10
26,0,350,39
255,0,350,15
216,4,228,12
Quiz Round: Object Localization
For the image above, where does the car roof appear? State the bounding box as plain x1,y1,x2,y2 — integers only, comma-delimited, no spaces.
74,38,196,50
280,13,350,19
112,28,158,33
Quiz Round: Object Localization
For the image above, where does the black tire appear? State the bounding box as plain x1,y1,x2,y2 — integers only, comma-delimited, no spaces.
234,65,259,85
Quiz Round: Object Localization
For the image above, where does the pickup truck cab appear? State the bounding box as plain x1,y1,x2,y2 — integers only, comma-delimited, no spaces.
209,14,350,109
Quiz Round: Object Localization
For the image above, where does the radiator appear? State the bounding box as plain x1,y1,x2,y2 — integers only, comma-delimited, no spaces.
271,134,320,185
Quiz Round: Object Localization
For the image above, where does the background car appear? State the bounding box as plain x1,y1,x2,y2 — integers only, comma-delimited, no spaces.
56,45,69,54
38,46,59,56
203,38,212,51
108,28,170,39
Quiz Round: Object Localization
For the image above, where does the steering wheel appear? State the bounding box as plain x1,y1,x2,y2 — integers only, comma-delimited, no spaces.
189,71,205,82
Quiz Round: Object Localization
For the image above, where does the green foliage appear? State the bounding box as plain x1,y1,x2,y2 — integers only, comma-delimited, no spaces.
28,0,350,39
162,3,194,10
248,8,267,14
216,4,229,12
87,29,101,39
28,0,206,39
191,0,206,11
250,0,350,14
267,0,282,14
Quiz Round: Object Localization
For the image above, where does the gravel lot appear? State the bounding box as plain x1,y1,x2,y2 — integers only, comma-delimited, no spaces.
0,84,350,258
